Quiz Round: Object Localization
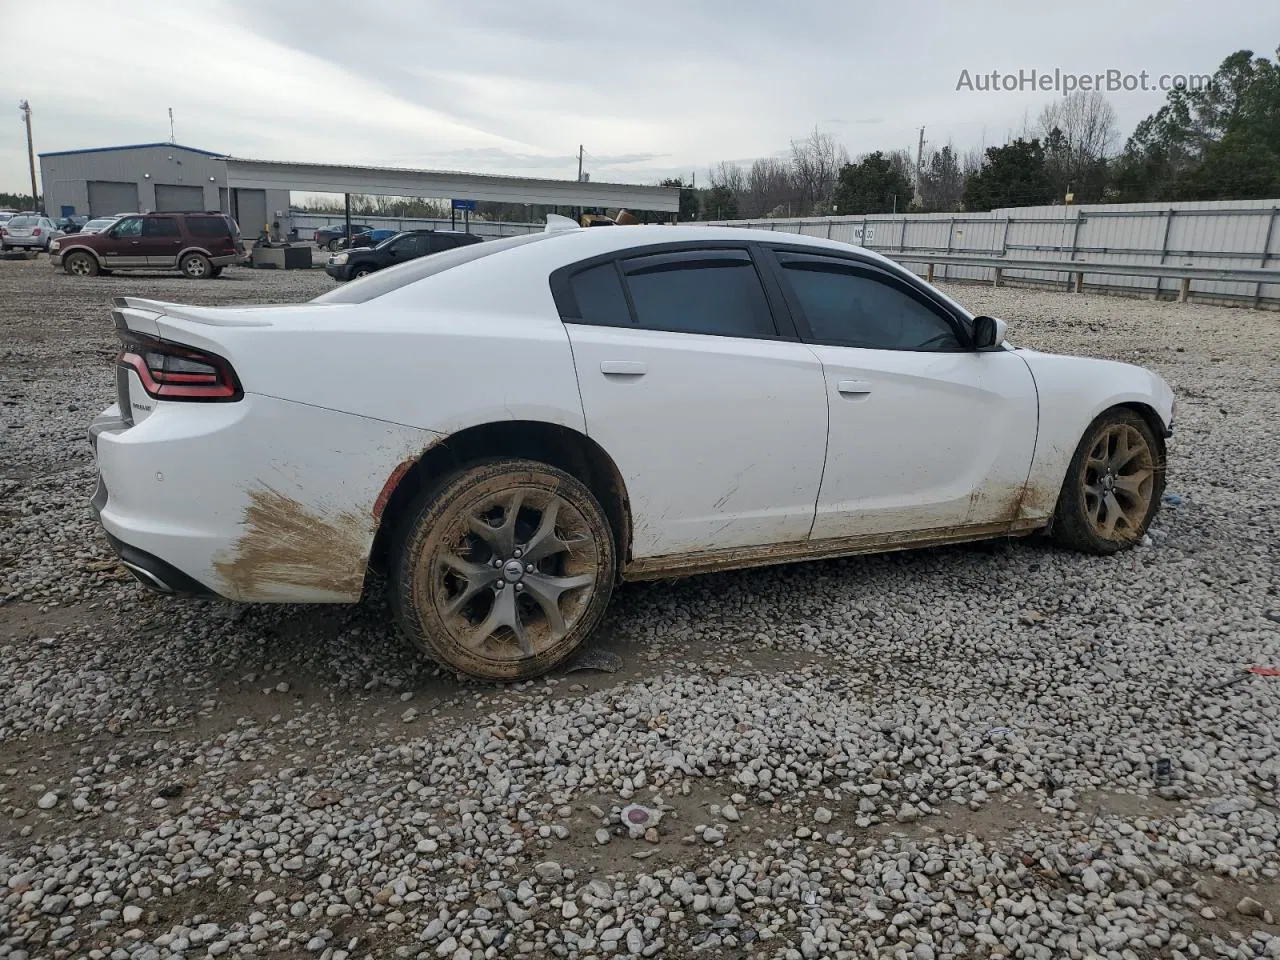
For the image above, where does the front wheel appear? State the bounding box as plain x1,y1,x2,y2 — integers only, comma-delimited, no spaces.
1052,408,1165,554
352,265,373,279
392,459,616,681
180,252,212,279
64,251,99,276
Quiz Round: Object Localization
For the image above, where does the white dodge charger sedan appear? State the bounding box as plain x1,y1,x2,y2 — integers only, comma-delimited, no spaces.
90,223,1172,680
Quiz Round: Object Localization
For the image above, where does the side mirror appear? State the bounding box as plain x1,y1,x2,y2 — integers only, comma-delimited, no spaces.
973,315,1008,350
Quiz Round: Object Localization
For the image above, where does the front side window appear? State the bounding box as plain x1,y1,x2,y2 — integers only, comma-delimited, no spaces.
780,258,963,351
112,217,143,238
143,217,180,238
620,249,776,338
386,235,418,256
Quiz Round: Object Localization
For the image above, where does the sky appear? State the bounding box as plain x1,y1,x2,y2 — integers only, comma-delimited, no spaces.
2,0,1278,195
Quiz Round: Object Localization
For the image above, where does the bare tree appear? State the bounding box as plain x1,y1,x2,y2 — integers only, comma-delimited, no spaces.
743,157,796,218
1037,91,1118,202
1037,91,1119,163
709,161,746,195
790,127,849,215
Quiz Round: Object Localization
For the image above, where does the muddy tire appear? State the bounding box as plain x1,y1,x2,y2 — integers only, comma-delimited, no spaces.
64,251,99,277
391,459,616,681
180,252,213,279
1052,407,1165,554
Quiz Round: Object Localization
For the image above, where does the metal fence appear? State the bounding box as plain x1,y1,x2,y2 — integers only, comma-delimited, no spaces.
290,213,542,240
696,198,1280,307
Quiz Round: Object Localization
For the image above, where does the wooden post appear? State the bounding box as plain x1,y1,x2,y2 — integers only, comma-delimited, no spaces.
926,263,935,283
1074,271,1084,294
992,267,1002,288
1178,277,1191,303
1155,209,1174,300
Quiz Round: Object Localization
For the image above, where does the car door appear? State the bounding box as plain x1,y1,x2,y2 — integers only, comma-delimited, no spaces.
558,246,829,560
767,250,1039,541
139,216,183,266
99,216,147,267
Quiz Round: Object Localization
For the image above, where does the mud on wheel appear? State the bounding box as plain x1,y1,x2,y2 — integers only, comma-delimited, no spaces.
391,459,616,681
1052,407,1165,554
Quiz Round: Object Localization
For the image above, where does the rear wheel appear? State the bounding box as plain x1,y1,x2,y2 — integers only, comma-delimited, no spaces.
1052,408,1164,554
392,459,616,681
180,252,212,279
64,251,99,277
327,238,341,252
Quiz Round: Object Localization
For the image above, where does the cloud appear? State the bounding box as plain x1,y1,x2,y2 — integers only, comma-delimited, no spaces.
1,0,1277,192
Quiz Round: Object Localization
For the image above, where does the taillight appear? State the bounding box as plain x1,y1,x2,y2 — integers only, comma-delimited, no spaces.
117,334,242,401
33,227,41,236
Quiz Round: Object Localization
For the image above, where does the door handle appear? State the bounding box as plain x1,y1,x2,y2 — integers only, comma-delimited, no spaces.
600,361,646,377
837,379,872,396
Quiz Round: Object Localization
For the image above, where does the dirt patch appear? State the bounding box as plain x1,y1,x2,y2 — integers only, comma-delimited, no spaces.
213,486,373,601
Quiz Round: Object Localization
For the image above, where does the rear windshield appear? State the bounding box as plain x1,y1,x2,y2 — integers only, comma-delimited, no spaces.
186,216,232,238
312,232,553,304
7,216,36,227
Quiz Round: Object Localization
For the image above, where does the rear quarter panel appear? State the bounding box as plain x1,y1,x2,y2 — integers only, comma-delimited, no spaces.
154,249,587,437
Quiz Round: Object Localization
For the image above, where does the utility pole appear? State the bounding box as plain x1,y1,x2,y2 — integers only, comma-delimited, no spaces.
576,145,584,221
914,126,925,207
169,107,175,144
20,100,38,212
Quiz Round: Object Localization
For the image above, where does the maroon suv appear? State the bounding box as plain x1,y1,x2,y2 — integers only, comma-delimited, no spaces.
51,212,247,279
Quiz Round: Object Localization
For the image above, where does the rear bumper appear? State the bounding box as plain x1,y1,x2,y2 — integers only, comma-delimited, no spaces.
88,397,441,603
4,236,48,248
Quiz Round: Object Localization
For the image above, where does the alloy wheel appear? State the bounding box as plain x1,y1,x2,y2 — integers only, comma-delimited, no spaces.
1081,422,1155,541
427,487,600,662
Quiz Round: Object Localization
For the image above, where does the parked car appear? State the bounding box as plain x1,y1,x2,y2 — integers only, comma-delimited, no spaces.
326,229,482,281
314,223,374,251
89,224,1173,681
51,212,245,278
56,215,90,234
79,217,120,235
1,215,65,252
344,227,399,249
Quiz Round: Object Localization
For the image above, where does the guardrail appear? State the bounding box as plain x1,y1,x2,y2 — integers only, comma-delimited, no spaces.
887,252,1280,306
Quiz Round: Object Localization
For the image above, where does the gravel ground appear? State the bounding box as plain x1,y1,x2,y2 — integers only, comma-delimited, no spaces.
2,254,1279,960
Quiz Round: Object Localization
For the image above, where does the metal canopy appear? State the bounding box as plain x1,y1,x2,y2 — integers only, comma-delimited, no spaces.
224,158,681,212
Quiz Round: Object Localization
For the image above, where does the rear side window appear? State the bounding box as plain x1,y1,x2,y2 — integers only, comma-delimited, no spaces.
186,217,231,238
569,263,632,327
144,217,180,238
620,250,776,338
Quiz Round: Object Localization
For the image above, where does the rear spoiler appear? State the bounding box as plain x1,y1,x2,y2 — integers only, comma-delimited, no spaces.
111,297,272,328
